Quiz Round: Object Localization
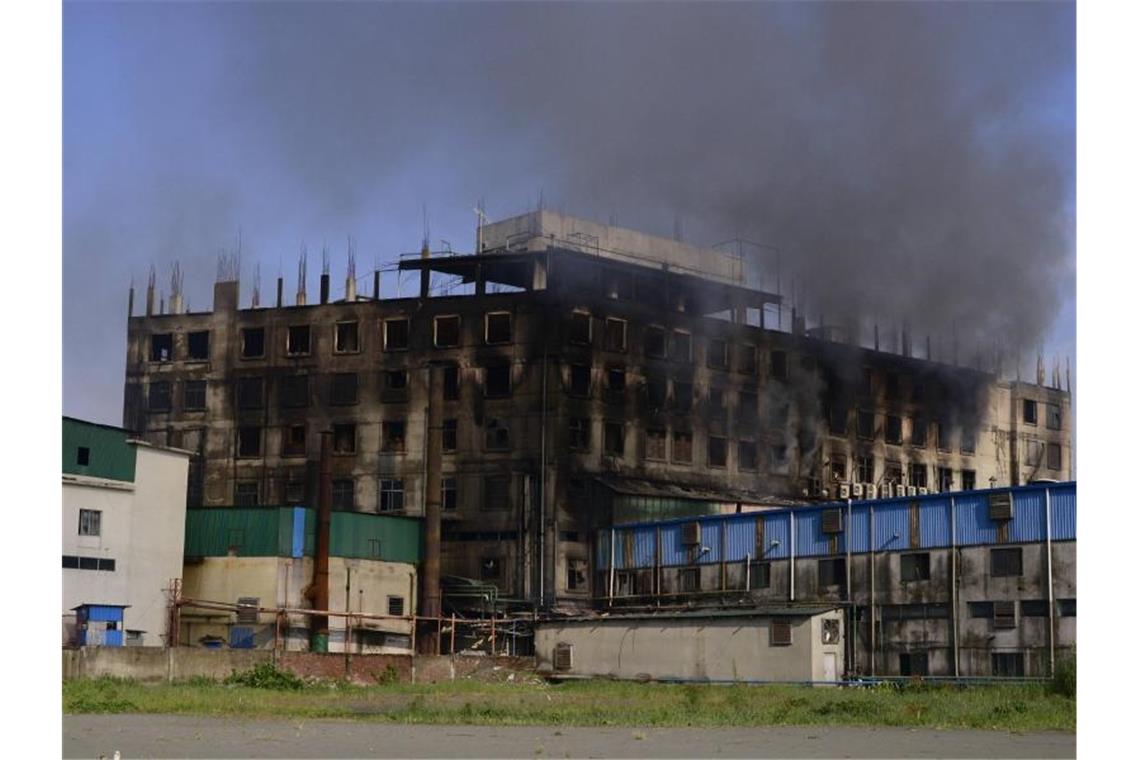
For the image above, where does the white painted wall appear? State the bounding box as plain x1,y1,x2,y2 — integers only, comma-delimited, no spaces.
62,442,189,646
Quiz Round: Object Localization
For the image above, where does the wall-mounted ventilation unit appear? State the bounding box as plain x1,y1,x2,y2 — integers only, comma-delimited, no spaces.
770,620,792,646
236,597,260,624
988,492,1014,521
821,509,844,534
993,601,1016,629
681,521,701,546
553,642,574,671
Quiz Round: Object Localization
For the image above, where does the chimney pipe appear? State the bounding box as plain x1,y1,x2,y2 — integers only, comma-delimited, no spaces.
127,285,135,319
145,283,155,317
373,270,381,300
276,277,283,308
309,431,332,652
319,273,330,304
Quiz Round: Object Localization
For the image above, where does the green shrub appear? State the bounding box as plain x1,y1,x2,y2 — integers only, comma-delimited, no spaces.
1053,654,1076,698
224,662,306,691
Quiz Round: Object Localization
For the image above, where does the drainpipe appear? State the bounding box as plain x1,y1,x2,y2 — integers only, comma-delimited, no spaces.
789,511,796,602
1046,487,1055,677
309,431,332,652
607,528,616,605
745,553,751,591
870,502,876,676
951,496,960,677
846,498,852,674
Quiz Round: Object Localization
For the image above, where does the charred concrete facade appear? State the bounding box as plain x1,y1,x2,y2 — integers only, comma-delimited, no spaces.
122,212,1071,610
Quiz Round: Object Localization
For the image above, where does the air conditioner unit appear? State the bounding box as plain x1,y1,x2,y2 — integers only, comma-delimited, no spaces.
681,521,701,546
864,484,877,499
906,486,918,497
917,487,929,495
851,483,864,498
838,484,851,499
988,492,1014,521
821,508,844,534
553,642,574,671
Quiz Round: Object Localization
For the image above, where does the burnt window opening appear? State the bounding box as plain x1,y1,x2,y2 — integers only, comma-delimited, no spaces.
909,463,928,489
604,318,627,352
483,476,510,511
673,431,693,463
911,417,927,447
441,477,458,511
237,377,264,409
861,368,874,396
285,481,306,504
332,478,355,511
485,418,510,450
330,373,358,406
936,421,951,451
387,596,405,617
830,456,847,482
671,330,692,362
749,561,771,588
992,652,1025,677
708,436,727,467
770,620,792,646
645,325,667,358
856,456,874,484
769,444,790,475
680,567,700,593
383,318,409,351
645,429,667,460
818,558,846,588
560,530,581,543
968,601,994,618
1047,443,1062,471
566,559,588,591
709,387,725,416
707,338,728,369
886,415,903,445
899,653,929,677
738,440,758,471
674,381,693,412
1026,440,1045,467
829,405,848,436
770,350,788,381
604,421,625,457
286,325,310,356
148,381,172,412
234,481,260,506
280,375,309,409
961,469,976,491
960,429,976,454
739,344,758,375
990,547,1023,577
334,321,360,353
885,461,904,487
1021,600,1050,617
739,390,759,424
646,376,667,409
241,327,265,358
569,311,592,345
384,369,409,398
607,368,626,396
938,467,954,492
183,380,207,410
568,417,590,450
235,428,262,458
1046,403,1062,431
332,423,356,455
76,446,90,467
442,364,460,400
481,556,502,580
821,618,841,645
912,382,925,402
604,270,635,300
569,364,591,397
282,425,306,457
901,552,931,582
1023,399,1038,425
856,409,875,440
485,363,511,398
885,372,900,400
378,479,404,512
434,315,460,348
382,420,407,452
442,419,458,452
485,312,512,344
1058,599,1076,617
187,331,210,361
150,333,173,362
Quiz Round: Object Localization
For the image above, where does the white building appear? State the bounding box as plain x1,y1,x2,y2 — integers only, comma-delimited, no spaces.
62,417,191,647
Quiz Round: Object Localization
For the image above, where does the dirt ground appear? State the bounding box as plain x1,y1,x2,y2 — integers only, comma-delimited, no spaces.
63,714,1075,759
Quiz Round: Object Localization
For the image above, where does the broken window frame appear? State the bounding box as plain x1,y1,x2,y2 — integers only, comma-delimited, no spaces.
282,424,306,457
183,379,207,411
484,311,512,345
334,321,360,354
856,409,875,440
770,350,788,381
645,428,667,460
484,362,512,398
433,315,460,348
829,404,848,436
1046,403,1062,431
885,415,903,445
672,431,693,464
383,317,410,352
818,557,846,588
382,420,407,453
960,429,976,455
187,331,210,361
991,652,1025,678
910,417,927,448
938,466,954,492
236,426,262,458
1047,443,1062,471
900,552,931,582
1022,399,1038,425
568,417,590,451
569,364,591,398
76,446,90,467
566,558,588,591
899,652,929,677
673,380,693,412
241,327,265,359
856,455,874,484
604,421,625,457
603,317,628,352
485,418,511,451
148,380,172,412
769,444,790,475
332,423,357,455
671,329,692,363
286,325,311,356
707,338,729,370
150,333,173,362
737,440,758,471
908,463,928,489
961,469,976,491
568,311,592,345
646,376,667,410
707,435,727,468
644,325,667,358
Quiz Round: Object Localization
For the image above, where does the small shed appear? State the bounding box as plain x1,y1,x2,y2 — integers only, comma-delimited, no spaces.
72,604,129,647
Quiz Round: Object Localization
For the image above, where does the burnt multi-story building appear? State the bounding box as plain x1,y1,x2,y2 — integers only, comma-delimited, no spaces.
123,210,1072,609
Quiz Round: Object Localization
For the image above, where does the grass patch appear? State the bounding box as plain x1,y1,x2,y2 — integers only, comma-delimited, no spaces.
62,678,1074,732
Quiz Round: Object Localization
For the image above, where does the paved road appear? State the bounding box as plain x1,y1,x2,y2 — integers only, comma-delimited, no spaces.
63,715,1075,758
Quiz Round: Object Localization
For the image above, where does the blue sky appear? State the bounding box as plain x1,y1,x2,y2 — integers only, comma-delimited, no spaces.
64,1,1075,425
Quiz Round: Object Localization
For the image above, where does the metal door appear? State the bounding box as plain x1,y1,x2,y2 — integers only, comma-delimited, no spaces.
823,652,837,682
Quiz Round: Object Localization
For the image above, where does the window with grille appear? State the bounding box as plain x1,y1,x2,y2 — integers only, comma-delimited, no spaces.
241,328,264,358
485,312,512,344
442,477,457,511
332,423,356,454
187,330,210,360
673,432,693,463
569,311,591,344
990,548,1022,577
604,318,627,352
378,479,404,512
992,652,1025,677
280,375,309,408
442,419,458,452
285,481,306,504
237,427,261,457
234,482,259,506
330,373,358,405
335,321,360,353
434,315,460,348
901,553,930,581
384,318,409,351
237,376,264,408
738,440,757,471
286,325,310,355
183,380,206,411
148,381,171,412
78,509,101,537
387,596,405,616
770,620,792,646
680,567,700,592
382,421,406,452
150,333,173,362
332,479,354,510
568,418,590,450
442,364,460,400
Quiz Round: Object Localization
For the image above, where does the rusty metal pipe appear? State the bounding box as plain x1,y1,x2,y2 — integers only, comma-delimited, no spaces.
310,431,332,651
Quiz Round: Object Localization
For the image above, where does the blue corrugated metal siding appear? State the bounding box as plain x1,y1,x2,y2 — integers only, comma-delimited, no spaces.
794,510,834,557
698,518,723,564
724,517,757,562
919,497,952,548
873,501,911,551
955,492,998,546
848,506,870,553
760,512,790,560
660,523,686,566
1050,485,1076,540
291,507,305,558
632,527,656,568
596,531,611,569
1009,489,1046,543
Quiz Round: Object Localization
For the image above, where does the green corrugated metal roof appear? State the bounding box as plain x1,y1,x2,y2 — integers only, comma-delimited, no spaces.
62,417,136,482
185,506,421,564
